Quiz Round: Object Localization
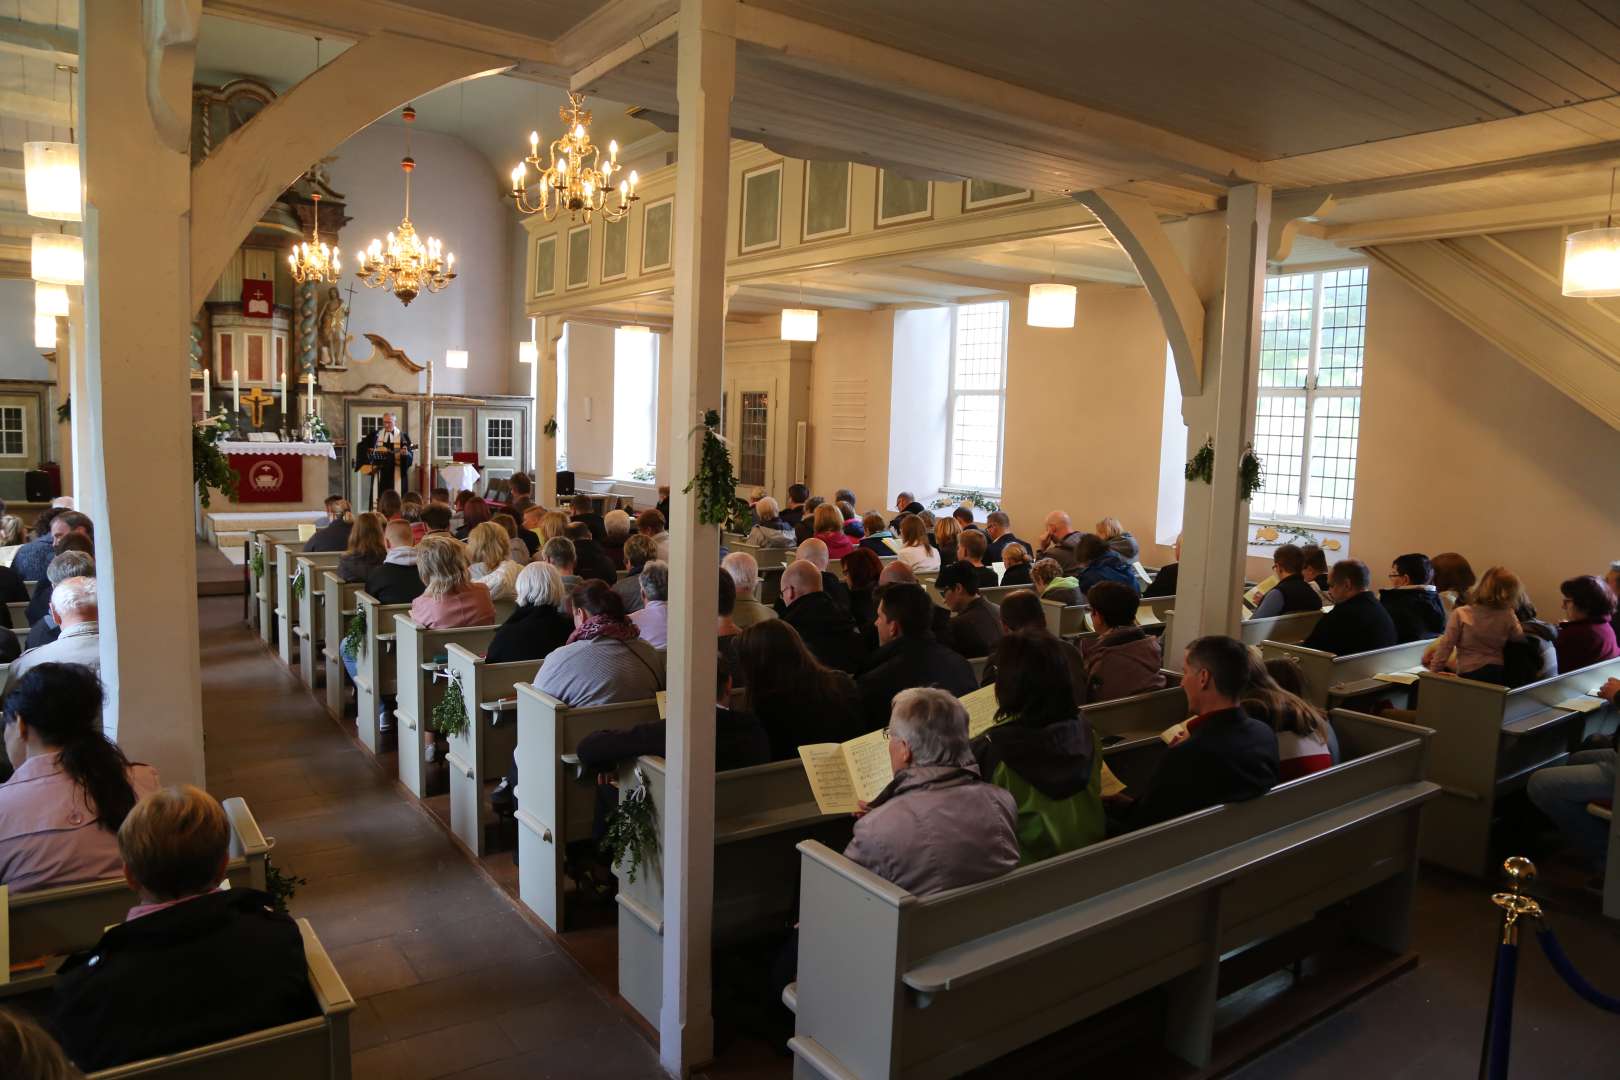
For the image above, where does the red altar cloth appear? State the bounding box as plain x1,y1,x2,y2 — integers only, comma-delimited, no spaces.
228,453,304,503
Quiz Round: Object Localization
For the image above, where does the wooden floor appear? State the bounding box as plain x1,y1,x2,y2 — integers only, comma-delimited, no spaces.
197,591,1620,1079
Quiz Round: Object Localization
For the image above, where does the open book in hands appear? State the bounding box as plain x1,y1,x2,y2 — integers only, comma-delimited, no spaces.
799,729,894,816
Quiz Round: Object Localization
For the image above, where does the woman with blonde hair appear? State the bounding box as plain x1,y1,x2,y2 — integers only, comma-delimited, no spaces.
810,502,856,560
466,521,524,603
491,512,531,565
1095,516,1140,562
409,534,495,630
0,514,24,548
933,514,961,568
338,511,388,583
1423,564,1525,685
894,513,939,572
1000,542,1032,586
538,510,571,543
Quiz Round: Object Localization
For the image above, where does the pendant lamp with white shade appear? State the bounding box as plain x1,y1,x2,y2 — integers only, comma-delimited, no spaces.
780,280,819,342
1027,238,1077,328
35,282,69,318
1563,168,1620,299
34,314,57,349
24,142,81,222
32,233,83,286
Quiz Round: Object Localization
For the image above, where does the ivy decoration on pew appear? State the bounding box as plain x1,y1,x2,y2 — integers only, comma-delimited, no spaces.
430,670,469,738
264,856,307,914
289,567,305,604
602,766,659,883
342,608,366,658
682,409,741,527
1238,442,1265,501
250,549,265,580
1185,436,1214,485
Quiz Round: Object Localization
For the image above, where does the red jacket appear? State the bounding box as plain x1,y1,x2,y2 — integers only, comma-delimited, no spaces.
814,529,856,560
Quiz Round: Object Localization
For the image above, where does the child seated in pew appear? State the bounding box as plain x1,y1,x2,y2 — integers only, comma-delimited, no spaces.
1124,636,1280,830
1252,544,1322,618
1079,581,1166,704
485,562,574,664
1245,656,1334,781
1555,575,1619,674
998,541,1032,587
973,632,1105,863
1423,565,1525,685
1029,557,1080,606
1379,553,1447,643
0,663,160,891
49,786,318,1073
1301,559,1398,657
1507,594,1559,686
576,655,769,775
957,528,999,589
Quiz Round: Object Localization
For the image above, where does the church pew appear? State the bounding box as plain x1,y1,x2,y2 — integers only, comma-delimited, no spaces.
1408,657,1620,877
787,711,1437,1078
1160,607,1325,650
1041,599,1089,638
252,531,303,646
726,539,794,570
6,599,28,629
321,573,365,719
1081,683,1190,743
444,645,544,856
616,757,854,1029
85,919,354,1080
391,616,500,800
351,592,412,756
276,547,341,671
293,556,344,688
3,796,271,997
758,563,786,606
1258,637,1436,710
513,683,661,933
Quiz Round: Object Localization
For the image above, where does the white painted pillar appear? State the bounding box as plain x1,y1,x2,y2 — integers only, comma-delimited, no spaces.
1178,185,1270,644
536,316,564,507
661,0,734,1073
79,0,207,784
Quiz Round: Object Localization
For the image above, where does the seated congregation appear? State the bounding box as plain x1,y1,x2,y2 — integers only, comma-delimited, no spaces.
236,476,1607,1068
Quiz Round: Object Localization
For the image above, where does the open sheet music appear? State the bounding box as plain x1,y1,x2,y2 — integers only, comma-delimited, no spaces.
798,729,894,815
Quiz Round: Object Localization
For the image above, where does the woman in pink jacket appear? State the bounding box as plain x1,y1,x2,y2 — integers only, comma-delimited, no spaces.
1423,565,1524,685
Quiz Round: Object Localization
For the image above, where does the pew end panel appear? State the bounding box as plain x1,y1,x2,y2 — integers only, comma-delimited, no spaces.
514,684,661,933
294,555,343,688
393,617,499,800
790,720,1438,1079
84,919,355,1080
445,645,543,856
1260,638,1436,710
321,574,364,719
351,594,411,757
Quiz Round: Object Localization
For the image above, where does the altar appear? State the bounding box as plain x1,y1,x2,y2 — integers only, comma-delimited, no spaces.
212,440,335,512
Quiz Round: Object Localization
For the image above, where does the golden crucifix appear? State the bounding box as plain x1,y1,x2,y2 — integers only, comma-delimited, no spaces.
241,386,276,428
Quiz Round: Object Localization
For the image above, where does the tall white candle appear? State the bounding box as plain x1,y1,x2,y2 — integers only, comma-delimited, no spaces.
202,368,210,409
232,370,239,414
307,369,316,417
281,364,287,417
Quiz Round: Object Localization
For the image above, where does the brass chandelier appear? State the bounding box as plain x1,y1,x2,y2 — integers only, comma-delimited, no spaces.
357,106,456,306
510,91,638,223
288,192,340,284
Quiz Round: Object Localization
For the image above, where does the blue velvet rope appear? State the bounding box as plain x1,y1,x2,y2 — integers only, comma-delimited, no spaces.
1486,942,1516,1080
1536,926,1620,1014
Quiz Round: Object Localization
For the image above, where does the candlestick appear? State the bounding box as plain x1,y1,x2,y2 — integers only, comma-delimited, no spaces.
201,368,209,408
280,364,287,417
232,370,239,414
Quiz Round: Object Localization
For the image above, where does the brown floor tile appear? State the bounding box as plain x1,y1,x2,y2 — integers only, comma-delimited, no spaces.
328,936,424,999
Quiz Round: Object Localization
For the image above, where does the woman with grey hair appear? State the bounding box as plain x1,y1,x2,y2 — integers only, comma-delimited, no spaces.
486,561,574,663
602,508,632,569
745,496,794,549
723,551,777,629
843,687,1019,896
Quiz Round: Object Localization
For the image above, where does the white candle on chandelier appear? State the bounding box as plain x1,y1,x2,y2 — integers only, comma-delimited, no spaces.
609,139,619,163
530,131,539,152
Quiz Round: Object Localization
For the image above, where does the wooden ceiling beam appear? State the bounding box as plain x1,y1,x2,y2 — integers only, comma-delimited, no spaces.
0,18,78,66
1322,194,1619,247
0,89,71,127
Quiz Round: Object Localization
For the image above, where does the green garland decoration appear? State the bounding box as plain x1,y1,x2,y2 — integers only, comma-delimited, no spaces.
1185,436,1215,485
1238,442,1265,502
543,415,558,437
265,856,307,914
250,549,265,580
193,416,239,508
930,491,1001,512
56,398,70,423
681,409,743,527
290,567,306,604
342,607,366,657
601,767,659,883
430,671,469,737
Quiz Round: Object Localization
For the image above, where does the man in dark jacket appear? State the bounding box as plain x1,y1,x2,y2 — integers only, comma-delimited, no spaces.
1036,510,1086,571
1303,559,1399,657
1142,535,1181,599
364,521,427,604
565,522,620,585
888,491,927,532
51,786,318,1072
983,511,1034,564
773,538,852,615
1251,543,1323,618
569,494,609,545
9,506,62,585
779,483,810,532
779,560,867,674
1379,552,1447,643
937,561,1003,659
1129,635,1279,828
857,583,977,731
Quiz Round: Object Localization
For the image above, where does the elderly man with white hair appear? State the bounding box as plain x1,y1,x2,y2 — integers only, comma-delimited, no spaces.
744,497,794,549
722,552,778,629
5,576,99,692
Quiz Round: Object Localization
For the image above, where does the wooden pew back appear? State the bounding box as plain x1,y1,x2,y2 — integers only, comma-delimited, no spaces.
1413,656,1620,875
1161,607,1324,650
351,592,413,755
1042,599,1089,638
616,756,852,1027
445,645,544,856
293,555,344,687
514,683,661,932
320,574,365,718
249,530,303,642
727,539,793,569
1259,637,1434,709
789,712,1436,1079
85,919,354,1080
392,616,500,799
276,546,340,669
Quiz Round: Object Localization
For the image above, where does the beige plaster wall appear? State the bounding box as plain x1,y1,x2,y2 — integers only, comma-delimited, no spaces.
806,308,896,509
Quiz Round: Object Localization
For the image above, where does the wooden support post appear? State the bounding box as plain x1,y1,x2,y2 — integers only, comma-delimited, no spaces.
661,0,734,1073
537,315,564,508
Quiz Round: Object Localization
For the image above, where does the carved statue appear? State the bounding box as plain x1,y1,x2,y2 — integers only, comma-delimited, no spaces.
316,285,352,368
